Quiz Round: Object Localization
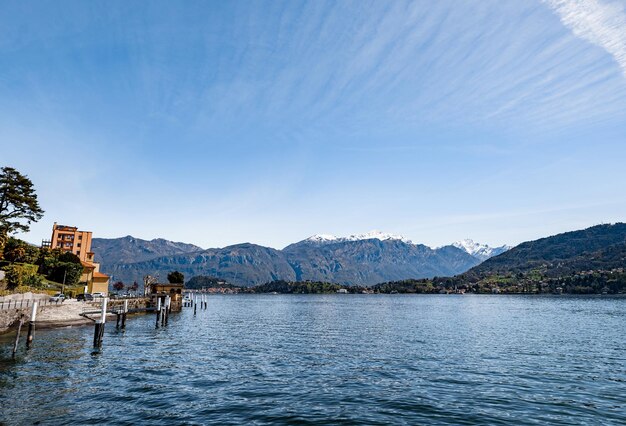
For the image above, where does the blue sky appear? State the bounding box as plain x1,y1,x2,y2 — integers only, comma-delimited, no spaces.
2,0,626,249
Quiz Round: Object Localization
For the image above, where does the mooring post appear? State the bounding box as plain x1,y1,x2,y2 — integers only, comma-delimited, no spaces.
93,322,101,347
164,296,170,326
116,312,121,328
156,297,161,327
93,298,108,348
100,298,108,343
26,301,38,349
121,300,128,329
13,316,24,359
204,294,207,310
193,296,197,315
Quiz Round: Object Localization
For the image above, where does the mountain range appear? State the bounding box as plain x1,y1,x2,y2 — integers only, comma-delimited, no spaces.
463,223,626,280
92,232,507,287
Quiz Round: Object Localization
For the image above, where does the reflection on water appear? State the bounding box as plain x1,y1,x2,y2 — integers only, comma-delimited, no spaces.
1,295,625,425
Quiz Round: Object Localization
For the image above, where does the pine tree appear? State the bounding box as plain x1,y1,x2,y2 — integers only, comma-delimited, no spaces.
0,167,44,258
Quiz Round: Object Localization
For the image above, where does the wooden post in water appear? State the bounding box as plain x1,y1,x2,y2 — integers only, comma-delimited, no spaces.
204,294,207,310
164,296,170,326
26,301,38,349
156,297,161,327
12,316,24,359
193,296,197,315
93,298,108,348
121,300,128,329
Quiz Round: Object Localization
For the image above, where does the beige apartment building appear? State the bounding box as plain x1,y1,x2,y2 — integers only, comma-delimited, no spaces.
43,223,109,295
47,223,93,262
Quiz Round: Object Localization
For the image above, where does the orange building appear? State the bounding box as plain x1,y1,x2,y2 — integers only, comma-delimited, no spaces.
49,223,93,262
45,223,110,295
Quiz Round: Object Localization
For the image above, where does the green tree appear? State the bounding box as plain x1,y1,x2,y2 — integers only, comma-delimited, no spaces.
167,271,184,284
48,262,83,286
58,251,81,264
36,249,83,286
113,281,125,292
0,167,44,258
3,237,39,264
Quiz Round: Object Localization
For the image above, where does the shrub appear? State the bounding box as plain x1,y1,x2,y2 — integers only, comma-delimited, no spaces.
4,263,41,290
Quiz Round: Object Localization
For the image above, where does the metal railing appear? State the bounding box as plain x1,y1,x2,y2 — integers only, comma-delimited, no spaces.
0,298,64,311
0,295,149,311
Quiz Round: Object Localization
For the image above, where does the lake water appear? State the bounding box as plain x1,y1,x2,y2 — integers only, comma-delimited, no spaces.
0,295,624,425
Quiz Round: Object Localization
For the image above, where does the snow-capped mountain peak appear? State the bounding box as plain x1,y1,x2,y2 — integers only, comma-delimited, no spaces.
305,234,341,243
346,230,412,243
302,234,509,260
452,239,511,261
303,230,412,245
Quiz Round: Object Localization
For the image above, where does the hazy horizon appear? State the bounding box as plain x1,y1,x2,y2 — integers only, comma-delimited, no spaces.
3,0,626,250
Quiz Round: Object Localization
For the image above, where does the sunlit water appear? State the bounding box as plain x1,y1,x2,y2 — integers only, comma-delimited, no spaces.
1,295,624,425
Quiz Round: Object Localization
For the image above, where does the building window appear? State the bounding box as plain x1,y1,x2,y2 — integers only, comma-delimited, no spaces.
77,243,81,248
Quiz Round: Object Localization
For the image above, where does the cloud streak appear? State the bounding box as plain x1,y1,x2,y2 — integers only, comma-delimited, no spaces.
545,0,626,77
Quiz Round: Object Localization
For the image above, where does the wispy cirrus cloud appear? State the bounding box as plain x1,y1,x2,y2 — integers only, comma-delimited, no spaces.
544,0,626,77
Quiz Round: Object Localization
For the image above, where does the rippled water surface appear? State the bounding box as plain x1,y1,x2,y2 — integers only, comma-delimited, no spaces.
1,295,625,425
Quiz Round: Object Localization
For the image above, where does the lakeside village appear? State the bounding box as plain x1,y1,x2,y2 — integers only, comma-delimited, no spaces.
1,166,624,336
3,241,625,337
0,221,190,334
3,221,624,306
0,221,180,298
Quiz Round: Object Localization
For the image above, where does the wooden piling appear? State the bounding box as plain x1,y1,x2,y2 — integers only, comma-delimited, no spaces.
93,298,108,348
93,323,102,347
156,297,161,327
12,316,24,359
163,296,170,326
193,296,197,315
121,300,128,329
26,301,38,349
